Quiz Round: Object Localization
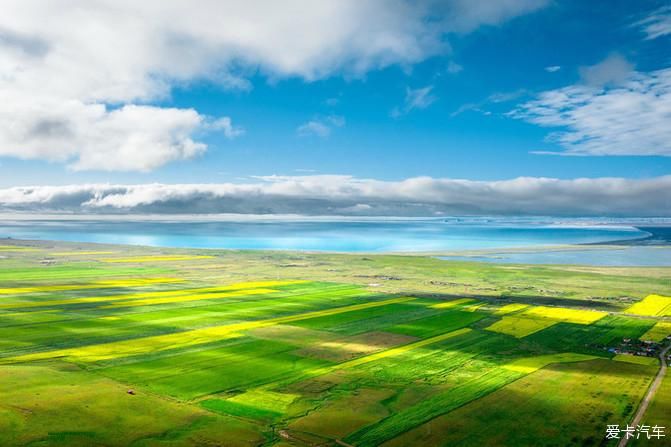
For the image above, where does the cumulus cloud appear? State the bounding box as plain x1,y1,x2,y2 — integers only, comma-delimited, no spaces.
510,66,671,156
0,101,241,172
0,175,669,217
297,115,346,137
207,117,245,139
635,5,671,40
0,0,548,170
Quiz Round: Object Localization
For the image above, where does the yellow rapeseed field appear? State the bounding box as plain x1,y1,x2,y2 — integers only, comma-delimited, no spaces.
0,245,38,251
523,306,607,324
0,280,303,309
4,297,414,363
101,288,278,308
485,305,607,338
484,316,556,338
0,277,184,296
625,294,671,317
431,298,477,309
494,303,529,315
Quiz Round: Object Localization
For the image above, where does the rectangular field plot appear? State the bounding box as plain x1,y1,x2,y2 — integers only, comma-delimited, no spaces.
0,277,184,296
523,306,607,324
385,309,485,338
0,265,172,282
625,294,671,316
294,331,418,362
290,301,428,334
100,339,331,400
288,388,395,440
484,315,556,338
485,305,607,338
430,298,478,309
2,249,669,447
0,363,264,447
640,321,671,342
502,352,598,374
383,359,656,447
524,315,656,353
494,303,530,315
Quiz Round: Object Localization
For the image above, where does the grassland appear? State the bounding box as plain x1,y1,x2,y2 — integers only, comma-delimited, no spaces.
0,239,670,446
384,359,657,447
641,321,671,342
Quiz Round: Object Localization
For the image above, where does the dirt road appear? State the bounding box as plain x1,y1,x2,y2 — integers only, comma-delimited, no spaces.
618,344,670,447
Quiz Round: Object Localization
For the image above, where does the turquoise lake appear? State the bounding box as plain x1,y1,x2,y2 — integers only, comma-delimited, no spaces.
0,218,652,254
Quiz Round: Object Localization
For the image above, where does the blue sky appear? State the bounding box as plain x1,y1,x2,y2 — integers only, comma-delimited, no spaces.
0,0,670,216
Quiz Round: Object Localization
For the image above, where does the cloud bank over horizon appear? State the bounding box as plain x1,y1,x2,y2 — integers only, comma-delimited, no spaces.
0,175,669,217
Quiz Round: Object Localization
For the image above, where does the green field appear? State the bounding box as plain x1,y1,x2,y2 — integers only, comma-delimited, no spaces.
1,240,670,446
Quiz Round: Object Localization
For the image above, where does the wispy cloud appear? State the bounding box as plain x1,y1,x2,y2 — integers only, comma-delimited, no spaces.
545,65,561,73
391,86,437,117
451,89,527,117
1,175,669,217
511,64,671,157
634,5,671,40
447,61,464,74
297,115,345,137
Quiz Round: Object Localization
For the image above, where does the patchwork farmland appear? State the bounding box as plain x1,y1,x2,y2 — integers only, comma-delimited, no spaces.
1,241,670,446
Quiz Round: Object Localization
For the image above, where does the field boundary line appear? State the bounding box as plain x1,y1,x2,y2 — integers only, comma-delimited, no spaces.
3,296,415,364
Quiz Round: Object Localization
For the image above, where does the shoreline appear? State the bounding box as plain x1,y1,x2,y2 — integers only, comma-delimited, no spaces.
0,220,661,256
581,226,671,247
2,236,671,268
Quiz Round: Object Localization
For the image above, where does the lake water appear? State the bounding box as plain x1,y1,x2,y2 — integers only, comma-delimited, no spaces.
0,217,651,254
439,246,671,266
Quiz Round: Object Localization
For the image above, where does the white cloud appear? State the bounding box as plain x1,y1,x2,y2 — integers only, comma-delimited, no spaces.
0,99,232,171
447,61,464,74
545,65,561,73
0,174,669,216
635,5,671,40
297,115,345,137
207,117,245,139
578,54,634,87
511,66,671,156
438,0,549,33
0,1,547,170
297,121,331,138
451,90,526,117
392,85,437,117
406,86,437,110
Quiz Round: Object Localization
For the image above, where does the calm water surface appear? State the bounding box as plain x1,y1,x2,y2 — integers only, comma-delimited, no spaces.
440,246,671,266
0,218,648,254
